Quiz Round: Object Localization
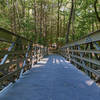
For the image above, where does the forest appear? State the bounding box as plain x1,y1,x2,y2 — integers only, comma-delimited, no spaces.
0,0,100,47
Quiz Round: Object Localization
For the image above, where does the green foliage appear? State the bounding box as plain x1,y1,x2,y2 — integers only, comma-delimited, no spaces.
0,0,100,47
0,42,10,50
58,37,66,46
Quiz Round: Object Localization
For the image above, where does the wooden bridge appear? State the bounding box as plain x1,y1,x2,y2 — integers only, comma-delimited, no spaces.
0,28,100,100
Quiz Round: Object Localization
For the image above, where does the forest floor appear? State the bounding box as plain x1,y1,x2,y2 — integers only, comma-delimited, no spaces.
0,54,100,100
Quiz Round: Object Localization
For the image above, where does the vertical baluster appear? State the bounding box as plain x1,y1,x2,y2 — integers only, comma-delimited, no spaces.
19,44,30,78
30,43,33,69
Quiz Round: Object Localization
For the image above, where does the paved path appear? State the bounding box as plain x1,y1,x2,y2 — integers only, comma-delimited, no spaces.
0,55,100,100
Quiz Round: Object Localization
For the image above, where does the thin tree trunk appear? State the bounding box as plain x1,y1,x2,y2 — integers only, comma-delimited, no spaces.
72,0,75,41
39,1,43,43
16,0,21,33
20,0,25,17
33,0,37,43
66,0,74,43
94,0,100,22
57,0,60,39
12,0,17,34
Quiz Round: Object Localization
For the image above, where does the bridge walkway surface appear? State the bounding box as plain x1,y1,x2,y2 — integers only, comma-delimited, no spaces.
0,55,100,100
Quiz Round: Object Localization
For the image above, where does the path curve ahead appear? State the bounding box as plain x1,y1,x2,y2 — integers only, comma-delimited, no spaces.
0,55,100,100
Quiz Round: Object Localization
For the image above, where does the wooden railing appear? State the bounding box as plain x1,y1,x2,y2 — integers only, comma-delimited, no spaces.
60,30,100,80
0,28,48,90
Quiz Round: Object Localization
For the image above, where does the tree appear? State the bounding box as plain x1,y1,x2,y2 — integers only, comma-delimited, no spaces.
66,0,74,43
94,0,100,22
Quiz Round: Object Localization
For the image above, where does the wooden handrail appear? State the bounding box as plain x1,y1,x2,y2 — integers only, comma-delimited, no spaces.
63,30,100,47
0,27,32,43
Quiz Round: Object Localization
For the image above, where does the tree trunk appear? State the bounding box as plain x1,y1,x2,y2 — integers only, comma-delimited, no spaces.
56,0,60,49
94,0,100,22
66,0,74,43
33,0,37,43
12,0,17,34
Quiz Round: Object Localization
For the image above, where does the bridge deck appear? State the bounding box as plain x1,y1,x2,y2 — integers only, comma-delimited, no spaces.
0,55,100,100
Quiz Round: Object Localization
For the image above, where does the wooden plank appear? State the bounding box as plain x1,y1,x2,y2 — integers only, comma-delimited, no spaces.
0,28,13,42
63,30,100,47
0,27,32,43
64,55,100,76
70,54,100,66
68,49,100,54
70,59,100,77
0,58,25,70
0,61,16,70
0,50,27,56
0,68,22,82
0,64,30,82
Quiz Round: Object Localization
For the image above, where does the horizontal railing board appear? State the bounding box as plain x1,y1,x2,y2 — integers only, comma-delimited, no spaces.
0,67,22,82
63,30,100,48
0,27,32,43
0,28,13,43
62,52,100,66
68,49,100,54
0,58,25,70
0,64,30,82
70,54,100,66
0,50,27,56
0,61,16,70
70,58,100,77
64,55,100,77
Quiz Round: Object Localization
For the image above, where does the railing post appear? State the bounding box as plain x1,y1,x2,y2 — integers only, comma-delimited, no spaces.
15,38,22,79
0,43,15,65
78,45,89,75
19,44,30,78
0,42,15,76
35,46,38,64
30,43,33,69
